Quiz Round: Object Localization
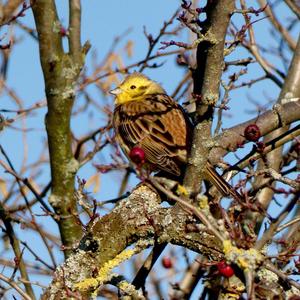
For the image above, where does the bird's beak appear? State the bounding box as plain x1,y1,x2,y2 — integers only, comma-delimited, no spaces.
109,87,122,95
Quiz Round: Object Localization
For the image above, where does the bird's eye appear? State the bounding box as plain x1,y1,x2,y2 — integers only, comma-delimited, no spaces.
130,85,136,89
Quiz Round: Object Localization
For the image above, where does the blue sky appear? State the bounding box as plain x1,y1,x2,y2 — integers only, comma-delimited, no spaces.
0,1,299,298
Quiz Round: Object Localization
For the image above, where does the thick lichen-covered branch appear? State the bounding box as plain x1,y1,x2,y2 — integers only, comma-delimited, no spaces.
41,185,223,299
41,182,300,299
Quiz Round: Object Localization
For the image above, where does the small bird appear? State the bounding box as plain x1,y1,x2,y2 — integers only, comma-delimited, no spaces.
111,72,236,197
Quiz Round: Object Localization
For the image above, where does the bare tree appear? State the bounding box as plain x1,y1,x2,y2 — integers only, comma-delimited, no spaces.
0,1,299,299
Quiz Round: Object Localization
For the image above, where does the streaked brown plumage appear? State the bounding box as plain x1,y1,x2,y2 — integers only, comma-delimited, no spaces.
113,93,190,176
111,72,237,198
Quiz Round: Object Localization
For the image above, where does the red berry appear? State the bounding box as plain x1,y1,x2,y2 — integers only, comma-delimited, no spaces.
217,261,234,277
162,256,173,269
60,27,68,37
129,146,146,165
244,124,261,142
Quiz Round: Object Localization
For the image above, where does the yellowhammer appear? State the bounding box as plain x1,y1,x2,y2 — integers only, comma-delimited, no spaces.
111,72,235,197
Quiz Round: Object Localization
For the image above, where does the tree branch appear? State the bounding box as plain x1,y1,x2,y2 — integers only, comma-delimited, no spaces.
0,0,24,26
69,0,81,62
0,203,35,299
184,0,236,194
209,100,300,164
42,185,223,299
0,273,32,300
284,0,300,19
31,0,85,257
258,0,297,51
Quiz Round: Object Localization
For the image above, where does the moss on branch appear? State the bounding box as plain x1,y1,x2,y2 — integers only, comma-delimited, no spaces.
42,185,223,299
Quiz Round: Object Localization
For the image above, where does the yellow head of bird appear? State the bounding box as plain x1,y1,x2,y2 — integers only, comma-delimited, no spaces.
110,72,165,105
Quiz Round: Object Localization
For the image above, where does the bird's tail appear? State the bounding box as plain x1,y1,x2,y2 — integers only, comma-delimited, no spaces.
204,163,241,200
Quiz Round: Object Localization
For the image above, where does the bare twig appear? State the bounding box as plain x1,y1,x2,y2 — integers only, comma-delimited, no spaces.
0,202,35,298
258,0,297,50
69,0,81,62
0,273,32,300
265,262,300,290
139,9,180,72
276,217,300,233
284,0,300,19
255,194,299,250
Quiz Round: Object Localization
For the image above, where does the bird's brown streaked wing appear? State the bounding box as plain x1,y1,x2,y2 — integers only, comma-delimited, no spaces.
113,94,191,176
141,136,182,175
